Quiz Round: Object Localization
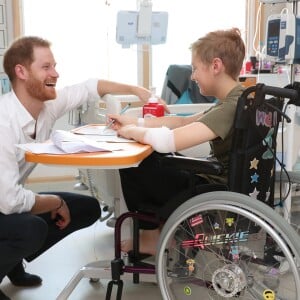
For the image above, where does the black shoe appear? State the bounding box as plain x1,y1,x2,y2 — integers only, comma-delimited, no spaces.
0,289,10,300
7,262,42,287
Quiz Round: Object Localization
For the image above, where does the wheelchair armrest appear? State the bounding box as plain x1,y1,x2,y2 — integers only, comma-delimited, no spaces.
160,154,223,175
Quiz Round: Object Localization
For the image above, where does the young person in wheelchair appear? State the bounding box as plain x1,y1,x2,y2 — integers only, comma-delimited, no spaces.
109,28,246,256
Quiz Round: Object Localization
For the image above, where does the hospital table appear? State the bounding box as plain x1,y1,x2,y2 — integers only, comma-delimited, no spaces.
25,139,154,299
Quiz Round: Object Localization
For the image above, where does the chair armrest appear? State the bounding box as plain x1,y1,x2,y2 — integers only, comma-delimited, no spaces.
160,154,223,175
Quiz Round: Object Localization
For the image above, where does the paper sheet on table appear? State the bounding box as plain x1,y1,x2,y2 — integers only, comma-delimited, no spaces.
72,124,135,143
16,143,67,154
72,124,116,136
16,130,123,154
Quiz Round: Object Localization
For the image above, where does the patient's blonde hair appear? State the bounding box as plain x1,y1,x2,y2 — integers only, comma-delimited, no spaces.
191,28,245,80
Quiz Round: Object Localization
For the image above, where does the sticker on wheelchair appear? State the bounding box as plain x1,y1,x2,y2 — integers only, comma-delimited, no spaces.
186,259,195,274
226,217,235,227
183,286,192,296
263,289,275,300
189,214,203,227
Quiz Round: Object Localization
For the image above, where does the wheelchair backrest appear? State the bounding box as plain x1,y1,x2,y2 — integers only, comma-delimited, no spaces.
228,84,285,207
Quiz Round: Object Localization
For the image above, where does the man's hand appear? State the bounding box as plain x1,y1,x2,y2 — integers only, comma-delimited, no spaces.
157,97,170,114
134,86,170,114
50,200,71,229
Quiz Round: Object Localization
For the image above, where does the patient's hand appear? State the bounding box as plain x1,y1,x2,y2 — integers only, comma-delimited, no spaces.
117,125,147,143
107,114,138,130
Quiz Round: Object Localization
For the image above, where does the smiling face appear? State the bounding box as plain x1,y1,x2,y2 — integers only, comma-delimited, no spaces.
23,47,59,101
191,53,214,96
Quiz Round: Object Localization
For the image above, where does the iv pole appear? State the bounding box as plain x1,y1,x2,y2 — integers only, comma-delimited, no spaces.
136,0,152,89
290,1,298,82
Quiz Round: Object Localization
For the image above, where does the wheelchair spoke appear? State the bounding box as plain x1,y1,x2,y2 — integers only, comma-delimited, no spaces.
156,192,300,299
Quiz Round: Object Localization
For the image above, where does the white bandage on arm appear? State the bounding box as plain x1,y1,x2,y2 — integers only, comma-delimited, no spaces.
143,127,176,153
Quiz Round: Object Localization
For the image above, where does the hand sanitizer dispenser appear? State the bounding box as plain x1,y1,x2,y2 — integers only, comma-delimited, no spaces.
143,87,164,118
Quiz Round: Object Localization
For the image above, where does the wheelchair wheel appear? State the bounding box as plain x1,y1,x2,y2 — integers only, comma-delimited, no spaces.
156,191,300,299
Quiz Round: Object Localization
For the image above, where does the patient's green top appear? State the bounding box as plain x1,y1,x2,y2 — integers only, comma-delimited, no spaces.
197,84,245,184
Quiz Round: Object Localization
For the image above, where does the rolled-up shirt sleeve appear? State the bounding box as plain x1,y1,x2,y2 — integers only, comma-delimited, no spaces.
46,78,100,120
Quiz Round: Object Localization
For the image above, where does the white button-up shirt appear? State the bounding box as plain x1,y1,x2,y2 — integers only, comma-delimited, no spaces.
0,79,99,214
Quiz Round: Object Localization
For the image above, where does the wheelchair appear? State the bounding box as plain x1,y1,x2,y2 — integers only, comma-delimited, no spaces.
57,83,300,300
157,83,300,299
103,83,300,300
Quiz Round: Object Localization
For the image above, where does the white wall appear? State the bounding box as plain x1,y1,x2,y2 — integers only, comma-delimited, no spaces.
22,0,246,94
22,0,246,181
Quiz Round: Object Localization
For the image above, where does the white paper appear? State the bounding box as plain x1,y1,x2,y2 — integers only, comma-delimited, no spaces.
79,135,135,143
72,125,135,143
73,125,116,136
17,130,124,154
16,143,66,154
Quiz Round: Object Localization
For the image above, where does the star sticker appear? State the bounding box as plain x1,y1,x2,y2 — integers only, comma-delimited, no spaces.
249,187,259,199
213,222,220,230
251,172,259,183
226,218,235,227
250,158,259,170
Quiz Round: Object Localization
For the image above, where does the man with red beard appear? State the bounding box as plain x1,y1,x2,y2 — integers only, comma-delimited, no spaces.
0,36,155,300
